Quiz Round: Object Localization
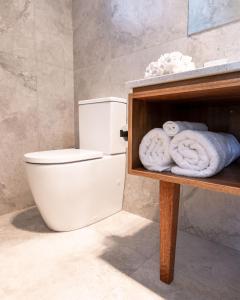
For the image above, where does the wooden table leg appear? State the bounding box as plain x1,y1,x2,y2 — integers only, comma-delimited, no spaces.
160,181,180,284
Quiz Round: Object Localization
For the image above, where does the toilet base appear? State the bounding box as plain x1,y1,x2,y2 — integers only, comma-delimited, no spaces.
25,154,126,231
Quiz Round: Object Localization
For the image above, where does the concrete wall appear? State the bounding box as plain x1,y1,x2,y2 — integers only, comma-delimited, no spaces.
0,0,74,215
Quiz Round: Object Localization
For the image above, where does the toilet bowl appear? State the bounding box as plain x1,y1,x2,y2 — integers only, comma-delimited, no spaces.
24,98,127,231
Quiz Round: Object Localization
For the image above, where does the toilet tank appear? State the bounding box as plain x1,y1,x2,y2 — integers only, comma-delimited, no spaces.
78,97,127,154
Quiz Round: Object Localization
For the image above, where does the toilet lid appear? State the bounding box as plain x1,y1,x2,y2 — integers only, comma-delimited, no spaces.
24,148,103,164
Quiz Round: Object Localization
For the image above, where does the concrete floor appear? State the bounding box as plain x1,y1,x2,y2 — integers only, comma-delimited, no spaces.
1,208,240,300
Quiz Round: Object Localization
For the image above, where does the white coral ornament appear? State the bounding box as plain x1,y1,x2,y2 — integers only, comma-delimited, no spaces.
144,52,196,79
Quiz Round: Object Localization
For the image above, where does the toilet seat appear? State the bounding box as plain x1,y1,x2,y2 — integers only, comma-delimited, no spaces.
24,148,103,164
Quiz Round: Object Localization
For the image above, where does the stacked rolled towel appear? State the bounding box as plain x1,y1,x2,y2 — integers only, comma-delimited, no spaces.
163,121,208,137
139,128,173,172
169,130,240,178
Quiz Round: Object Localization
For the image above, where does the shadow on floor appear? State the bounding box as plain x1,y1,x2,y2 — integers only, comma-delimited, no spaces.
12,207,51,233
98,222,240,299
98,223,175,298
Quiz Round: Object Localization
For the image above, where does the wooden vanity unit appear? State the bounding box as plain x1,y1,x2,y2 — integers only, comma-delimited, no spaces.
127,63,240,284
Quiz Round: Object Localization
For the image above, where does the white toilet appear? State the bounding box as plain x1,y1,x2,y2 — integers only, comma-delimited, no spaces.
24,97,127,231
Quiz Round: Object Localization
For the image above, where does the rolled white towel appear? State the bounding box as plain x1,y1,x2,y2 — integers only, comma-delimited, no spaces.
139,128,173,172
169,130,240,178
163,121,208,137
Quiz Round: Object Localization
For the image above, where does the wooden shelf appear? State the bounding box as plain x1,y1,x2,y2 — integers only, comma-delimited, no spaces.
128,71,240,284
128,72,240,193
130,162,240,196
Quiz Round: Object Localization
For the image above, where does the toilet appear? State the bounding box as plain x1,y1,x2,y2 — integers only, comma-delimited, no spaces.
24,97,127,231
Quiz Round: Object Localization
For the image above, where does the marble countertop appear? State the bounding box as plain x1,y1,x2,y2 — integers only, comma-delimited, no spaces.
126,61,240,89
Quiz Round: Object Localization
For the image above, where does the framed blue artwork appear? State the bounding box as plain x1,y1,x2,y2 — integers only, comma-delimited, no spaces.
188,0,240,35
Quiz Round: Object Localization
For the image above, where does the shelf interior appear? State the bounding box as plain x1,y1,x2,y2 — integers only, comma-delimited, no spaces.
129,87,240,194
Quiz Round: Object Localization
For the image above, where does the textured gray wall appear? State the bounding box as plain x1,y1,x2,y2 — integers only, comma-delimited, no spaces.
73,0,240,251
0,0,74,215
